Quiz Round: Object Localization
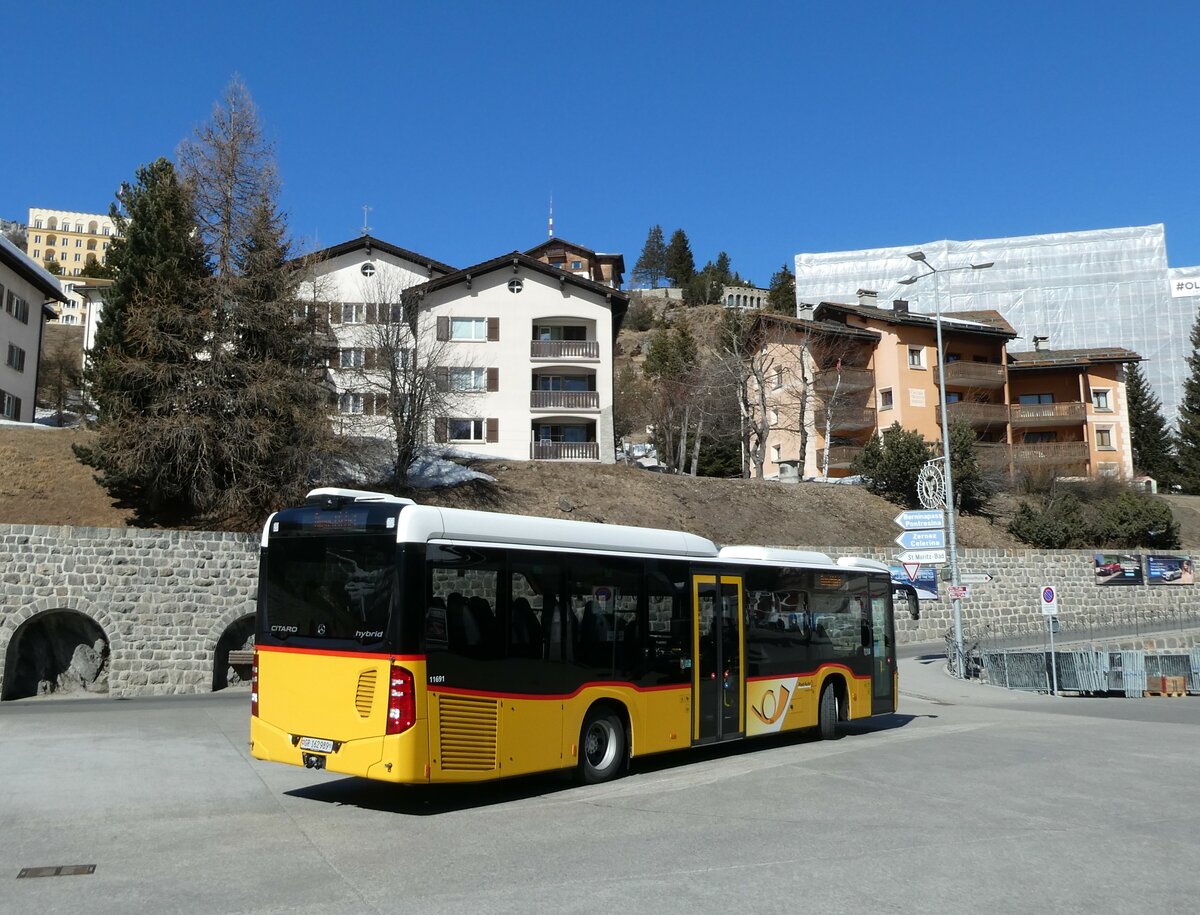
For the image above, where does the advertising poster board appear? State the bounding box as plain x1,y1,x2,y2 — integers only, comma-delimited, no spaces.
1146,554,1193,586
1093,553,1144,586
889,565,939,601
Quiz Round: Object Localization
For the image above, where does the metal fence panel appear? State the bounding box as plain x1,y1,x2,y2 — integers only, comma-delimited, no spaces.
1192,649,1200,694
1055,651,1107,693
1121,651,1146,698
985,651,1049,691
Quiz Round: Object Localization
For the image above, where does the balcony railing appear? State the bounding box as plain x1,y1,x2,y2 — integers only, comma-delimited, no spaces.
531,441,600,461
813,405,876,433
530,390,600,410
975,443,1012,469
1009,401,1087,429
813,366,874,396
816,445,864,470
935,362,1006,389
530,340,599,359
1012,441,1091,465
937,401,1010,428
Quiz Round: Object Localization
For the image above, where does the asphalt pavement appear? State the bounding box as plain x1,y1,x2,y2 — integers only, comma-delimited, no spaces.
1,655,1198,914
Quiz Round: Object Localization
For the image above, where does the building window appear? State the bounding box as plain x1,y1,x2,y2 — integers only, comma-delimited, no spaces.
338,392,364,414
772,367,784,390
908,347,925,368
74,253,81,261
945,391,962,404
1024,431,1058,443
1095,427,1115,450
339,349,364,368
449,418,486,441
571,260,583,269
34,219,43,229
880,388,894,410
1018,393,1054,404
6,344,26,372
75,224,83,233
450,367,487,391
103,226,111,236
32,249,39,258
341,302,366,324
76,238,82,247
771,444,781,463
534,324,586,341
34,235,41,244
451,318,487,340
4,291,29,324
1091,389,1112,412
87,240,96,250
1,389,19,420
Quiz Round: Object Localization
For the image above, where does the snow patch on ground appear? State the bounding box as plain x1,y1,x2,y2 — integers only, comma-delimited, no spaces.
406,453,496,489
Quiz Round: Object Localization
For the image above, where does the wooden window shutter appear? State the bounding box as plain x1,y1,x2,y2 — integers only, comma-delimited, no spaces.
487,367,499,392
486,417,498,443
435,418,448,443
374,394,389,416
487,317,499,341
364,349,377,370
329,303,342,325
437,316,450,341
366,302,377,324
435,368,449,392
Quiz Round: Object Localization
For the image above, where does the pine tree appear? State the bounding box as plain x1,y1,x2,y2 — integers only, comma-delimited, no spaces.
75,157,211,519
632,225,668,288
1175,314,1200,491
767,262,796,315
665,229,695,288
1126,360,1174,485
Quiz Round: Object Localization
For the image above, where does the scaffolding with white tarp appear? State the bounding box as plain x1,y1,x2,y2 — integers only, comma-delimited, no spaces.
795,225,1197,422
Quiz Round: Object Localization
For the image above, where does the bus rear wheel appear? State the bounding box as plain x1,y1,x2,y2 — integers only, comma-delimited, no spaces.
818,682,839,740
579,708,626,784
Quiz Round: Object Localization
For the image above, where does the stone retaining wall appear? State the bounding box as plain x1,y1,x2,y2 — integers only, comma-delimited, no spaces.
3,523,1198,698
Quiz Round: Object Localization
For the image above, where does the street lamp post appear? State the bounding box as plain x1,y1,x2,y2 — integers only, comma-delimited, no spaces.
899,252,993,678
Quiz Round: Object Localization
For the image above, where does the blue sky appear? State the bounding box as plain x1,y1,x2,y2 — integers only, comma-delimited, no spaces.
6,2,1200,285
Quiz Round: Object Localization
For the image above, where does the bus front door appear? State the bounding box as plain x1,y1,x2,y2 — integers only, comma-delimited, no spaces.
691,574,745,745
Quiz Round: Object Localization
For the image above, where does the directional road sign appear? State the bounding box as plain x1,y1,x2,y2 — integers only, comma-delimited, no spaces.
895,529,947,551
894,510,946,530
960,573,994,585
898,548,947,565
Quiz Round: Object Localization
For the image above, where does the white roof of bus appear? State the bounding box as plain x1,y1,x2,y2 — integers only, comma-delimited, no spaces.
396,504,720,558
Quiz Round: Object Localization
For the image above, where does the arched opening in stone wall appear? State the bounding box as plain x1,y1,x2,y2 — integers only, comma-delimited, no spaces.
212,615,256,691
2,611,111,701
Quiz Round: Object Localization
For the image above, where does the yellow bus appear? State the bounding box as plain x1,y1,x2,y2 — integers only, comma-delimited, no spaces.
250,488,916,784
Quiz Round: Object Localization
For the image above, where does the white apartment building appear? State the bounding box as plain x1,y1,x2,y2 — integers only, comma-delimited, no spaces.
0,235,66,421
299,236,628,463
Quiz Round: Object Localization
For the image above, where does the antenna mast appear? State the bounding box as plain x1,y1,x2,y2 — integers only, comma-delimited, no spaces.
361,205,372,237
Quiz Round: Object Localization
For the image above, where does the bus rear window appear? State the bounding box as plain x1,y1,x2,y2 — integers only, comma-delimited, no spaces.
262,535,396,644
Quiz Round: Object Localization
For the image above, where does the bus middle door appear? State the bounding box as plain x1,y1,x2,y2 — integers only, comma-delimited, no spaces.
691,573,745,745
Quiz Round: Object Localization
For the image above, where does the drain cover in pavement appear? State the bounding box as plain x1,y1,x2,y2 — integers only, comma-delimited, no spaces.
17,865,96,878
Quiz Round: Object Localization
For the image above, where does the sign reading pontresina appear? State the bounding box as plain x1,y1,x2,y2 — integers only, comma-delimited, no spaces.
893,510,946,530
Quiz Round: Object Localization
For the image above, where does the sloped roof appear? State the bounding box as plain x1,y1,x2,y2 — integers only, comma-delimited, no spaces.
525,237,626,274
416,251,630,305
0,235,68,303
813,301,1017,339
754,311,880,343
1007,346,1142,370
298,235,455,276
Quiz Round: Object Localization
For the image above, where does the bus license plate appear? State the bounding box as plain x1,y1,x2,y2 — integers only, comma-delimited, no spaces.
299,737,334,753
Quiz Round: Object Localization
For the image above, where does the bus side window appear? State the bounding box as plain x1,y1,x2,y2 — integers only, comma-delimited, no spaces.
426,546,503,659
511,558,564,661
646,564,688,685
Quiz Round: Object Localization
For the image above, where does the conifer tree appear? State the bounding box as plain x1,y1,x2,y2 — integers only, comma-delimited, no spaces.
665,229,695,288
1125,360,1174,485
632,225,668,288
767,263,796,316
1175,315,1200,491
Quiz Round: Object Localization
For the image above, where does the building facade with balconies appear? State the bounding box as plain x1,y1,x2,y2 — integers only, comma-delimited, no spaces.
752,296,1138,482
25,208,117,327
297,237,627,463
417,251,628,463
1,235,67,422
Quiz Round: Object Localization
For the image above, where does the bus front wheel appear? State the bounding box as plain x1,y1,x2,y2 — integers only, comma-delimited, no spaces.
818,682,839,740
579,708,626,783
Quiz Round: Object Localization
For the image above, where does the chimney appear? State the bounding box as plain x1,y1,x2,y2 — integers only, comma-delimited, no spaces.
855,288,877,308
797,302,815,321
1032,335,1049,351
892,299,909,314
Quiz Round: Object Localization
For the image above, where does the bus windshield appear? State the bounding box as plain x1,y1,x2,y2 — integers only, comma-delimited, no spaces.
262,535,396,644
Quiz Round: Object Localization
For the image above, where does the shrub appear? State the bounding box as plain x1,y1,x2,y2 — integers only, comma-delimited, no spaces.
852,423,930,508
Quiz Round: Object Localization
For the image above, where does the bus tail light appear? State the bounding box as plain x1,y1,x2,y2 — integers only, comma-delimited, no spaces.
387,664,415,735
251,652,259,718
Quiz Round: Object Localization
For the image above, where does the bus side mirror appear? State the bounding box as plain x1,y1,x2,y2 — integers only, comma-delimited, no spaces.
894,587,920,621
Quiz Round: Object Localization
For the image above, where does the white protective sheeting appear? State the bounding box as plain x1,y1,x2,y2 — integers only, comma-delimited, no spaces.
795,225,1197,422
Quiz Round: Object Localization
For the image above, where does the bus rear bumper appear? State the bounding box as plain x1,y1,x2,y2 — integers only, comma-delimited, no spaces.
250,716,429,784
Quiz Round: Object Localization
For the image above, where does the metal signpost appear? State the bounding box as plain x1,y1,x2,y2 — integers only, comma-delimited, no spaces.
1041,585,1059,695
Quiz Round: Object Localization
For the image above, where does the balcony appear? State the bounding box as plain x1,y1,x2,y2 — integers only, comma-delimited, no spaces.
530,340,599,360
1012,441,1090,466
934,362,1006,389
813,405,876,433
1009,401,1087,429
812,366,874,396
530,390,599,410
937,401,1010,429
975,443,1011,470
531,441,600,461
816,445,864,471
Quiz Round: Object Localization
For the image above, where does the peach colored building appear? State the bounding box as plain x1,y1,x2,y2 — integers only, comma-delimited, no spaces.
753,297,1139,482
